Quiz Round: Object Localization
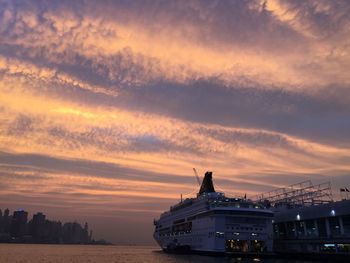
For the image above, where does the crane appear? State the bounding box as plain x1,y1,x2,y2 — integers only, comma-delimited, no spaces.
193,168,201,186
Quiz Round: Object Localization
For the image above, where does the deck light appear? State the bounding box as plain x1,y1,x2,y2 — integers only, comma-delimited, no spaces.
331,210,335,216
296,214,301,221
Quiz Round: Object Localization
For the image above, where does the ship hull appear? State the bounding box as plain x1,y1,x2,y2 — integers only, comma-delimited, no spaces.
153,174,274,256
154,209,274,254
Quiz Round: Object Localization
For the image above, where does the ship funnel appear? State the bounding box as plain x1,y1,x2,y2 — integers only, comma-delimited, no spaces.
198,171,215,195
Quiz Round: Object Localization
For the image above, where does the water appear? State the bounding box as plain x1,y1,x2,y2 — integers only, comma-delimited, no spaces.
0,244,326,263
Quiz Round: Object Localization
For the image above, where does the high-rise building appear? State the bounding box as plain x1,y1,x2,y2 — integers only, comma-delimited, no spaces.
83,222,89,243
4,208,9,218
3,208,11,233
89,230,93,242
10,210,28,238
31,212,46,240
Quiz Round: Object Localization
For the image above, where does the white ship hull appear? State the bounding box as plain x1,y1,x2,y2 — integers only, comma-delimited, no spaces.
153,173,274,255
154,210,273,253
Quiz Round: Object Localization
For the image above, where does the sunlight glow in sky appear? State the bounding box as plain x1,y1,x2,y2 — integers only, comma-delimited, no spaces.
1,0,350,244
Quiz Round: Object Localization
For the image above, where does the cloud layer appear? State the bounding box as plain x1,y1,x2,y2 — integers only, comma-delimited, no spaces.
0,0,350,244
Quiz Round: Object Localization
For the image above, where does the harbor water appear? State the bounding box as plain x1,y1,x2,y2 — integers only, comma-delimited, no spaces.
0,244,332,263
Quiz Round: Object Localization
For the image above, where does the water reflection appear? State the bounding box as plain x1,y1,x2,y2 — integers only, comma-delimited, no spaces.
152,250,326,263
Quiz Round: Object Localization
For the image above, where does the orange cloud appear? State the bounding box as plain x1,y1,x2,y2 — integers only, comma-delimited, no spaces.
1,0,350,244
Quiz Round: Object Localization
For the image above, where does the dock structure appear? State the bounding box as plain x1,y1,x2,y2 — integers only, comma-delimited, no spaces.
254,180,350,256
252,180,333,207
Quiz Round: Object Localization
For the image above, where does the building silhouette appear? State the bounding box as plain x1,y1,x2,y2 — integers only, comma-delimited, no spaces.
3,208,11,234
30,212,46,241
0,208,97,244
10,210,28,238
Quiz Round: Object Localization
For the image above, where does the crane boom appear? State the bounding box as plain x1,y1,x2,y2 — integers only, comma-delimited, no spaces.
193,168,201,186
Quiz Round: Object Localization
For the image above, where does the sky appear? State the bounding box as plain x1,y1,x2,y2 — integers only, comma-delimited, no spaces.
0,0,350,244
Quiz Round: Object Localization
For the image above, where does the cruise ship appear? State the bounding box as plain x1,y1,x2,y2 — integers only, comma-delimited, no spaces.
153,171,274,254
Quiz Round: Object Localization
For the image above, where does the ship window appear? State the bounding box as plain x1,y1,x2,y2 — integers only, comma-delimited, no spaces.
172,222,192,235
215,232,224,238
226,217,267,225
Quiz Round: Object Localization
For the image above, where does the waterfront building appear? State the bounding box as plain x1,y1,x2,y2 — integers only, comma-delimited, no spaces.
254,180,350,255
273,200,350,253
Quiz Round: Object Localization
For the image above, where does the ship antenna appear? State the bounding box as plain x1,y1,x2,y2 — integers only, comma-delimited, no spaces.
193,168,201,186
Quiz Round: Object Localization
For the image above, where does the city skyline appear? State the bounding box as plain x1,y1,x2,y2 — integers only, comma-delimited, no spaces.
0,0,350,244
0,207,96,244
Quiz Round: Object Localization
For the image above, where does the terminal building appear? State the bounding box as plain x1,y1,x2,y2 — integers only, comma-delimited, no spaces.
254,180,350,255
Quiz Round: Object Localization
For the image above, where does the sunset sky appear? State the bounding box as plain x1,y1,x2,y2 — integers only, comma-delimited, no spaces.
1,0,350,244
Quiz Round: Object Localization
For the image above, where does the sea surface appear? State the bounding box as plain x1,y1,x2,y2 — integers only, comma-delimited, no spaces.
0,244,329,263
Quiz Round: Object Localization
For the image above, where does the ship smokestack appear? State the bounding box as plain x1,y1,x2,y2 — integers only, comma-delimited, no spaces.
198,171,215,195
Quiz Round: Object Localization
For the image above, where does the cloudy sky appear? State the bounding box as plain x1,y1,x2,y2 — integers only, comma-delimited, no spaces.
0,0,350,244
